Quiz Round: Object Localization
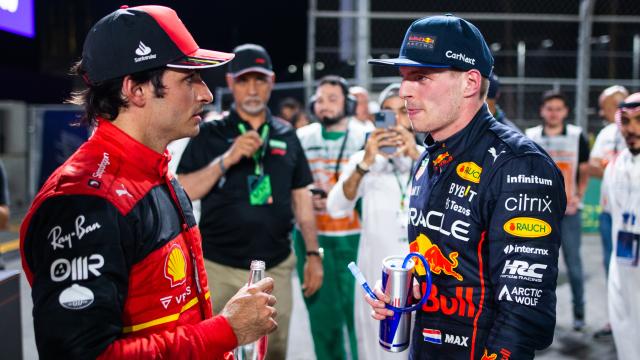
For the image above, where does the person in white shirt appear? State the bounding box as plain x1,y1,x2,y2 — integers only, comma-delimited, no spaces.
327,83,421,360
601,92,640,359
589,85,628,339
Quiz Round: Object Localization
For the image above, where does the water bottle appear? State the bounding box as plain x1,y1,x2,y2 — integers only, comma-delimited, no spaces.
233,260,268,360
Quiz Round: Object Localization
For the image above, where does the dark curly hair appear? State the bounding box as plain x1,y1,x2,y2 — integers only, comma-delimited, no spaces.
66,60,168,127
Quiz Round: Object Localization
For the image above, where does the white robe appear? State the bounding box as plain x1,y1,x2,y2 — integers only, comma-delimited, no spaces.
602,149,640,360
328,150,418,360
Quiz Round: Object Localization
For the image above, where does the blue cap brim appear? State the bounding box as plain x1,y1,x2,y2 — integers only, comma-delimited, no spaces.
368,57,451,69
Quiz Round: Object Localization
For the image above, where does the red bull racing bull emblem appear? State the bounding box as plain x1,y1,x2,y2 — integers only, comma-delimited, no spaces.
481,349,497,360
410,234,463,281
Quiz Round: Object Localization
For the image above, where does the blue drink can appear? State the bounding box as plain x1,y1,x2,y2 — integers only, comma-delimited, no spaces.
379,255,415,352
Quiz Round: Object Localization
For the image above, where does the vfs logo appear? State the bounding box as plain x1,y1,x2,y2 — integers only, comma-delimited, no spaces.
164,244,187,287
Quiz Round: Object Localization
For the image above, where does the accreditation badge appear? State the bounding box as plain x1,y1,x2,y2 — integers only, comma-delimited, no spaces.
616,230,639,267
247,175,273,206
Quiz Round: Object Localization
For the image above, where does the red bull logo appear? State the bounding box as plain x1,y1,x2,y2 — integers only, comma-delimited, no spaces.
410,234,463,281
422,283,476,318
408,35,435,44
432,151,453,169
481,350,497,360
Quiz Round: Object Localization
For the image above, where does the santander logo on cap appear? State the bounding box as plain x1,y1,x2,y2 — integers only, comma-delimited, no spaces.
134,41,157,63
255,58,266,64
135,41,152,56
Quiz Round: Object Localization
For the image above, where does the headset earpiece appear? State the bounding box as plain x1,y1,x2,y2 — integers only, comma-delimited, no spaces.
309,76,358,118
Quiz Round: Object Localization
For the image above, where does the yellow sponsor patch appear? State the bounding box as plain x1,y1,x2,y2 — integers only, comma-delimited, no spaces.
456,162,482,183
503,217,552,238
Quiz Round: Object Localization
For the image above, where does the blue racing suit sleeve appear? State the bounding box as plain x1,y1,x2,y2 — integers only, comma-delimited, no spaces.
480,154,566,359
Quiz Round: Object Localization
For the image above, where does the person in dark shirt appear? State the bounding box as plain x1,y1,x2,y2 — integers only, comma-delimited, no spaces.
177,44,323,360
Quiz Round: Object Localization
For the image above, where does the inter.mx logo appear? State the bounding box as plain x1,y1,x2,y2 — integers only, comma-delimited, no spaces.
500,260,547,283
503,244,549,256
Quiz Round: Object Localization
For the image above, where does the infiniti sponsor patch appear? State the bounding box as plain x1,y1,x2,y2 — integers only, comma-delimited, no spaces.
59,284,94,310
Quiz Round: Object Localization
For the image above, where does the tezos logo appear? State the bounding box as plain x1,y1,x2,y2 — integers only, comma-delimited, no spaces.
456,162,482,183
503,217,551,238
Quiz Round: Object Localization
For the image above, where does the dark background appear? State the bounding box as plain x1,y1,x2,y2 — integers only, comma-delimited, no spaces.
0,0,309,104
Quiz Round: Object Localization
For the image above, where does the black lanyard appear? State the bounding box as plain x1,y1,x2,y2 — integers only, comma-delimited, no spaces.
332,128,350,182
237,123,270,176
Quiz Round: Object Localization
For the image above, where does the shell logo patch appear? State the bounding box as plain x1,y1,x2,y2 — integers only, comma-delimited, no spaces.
164,244,187,287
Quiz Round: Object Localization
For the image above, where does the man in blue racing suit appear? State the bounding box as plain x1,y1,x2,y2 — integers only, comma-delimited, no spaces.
366,15,566,360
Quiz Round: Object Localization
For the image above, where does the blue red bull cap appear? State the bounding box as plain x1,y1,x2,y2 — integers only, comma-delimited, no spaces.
368,14,494,78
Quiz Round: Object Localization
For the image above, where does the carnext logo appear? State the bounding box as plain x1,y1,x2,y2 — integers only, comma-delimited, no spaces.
445,51,476,65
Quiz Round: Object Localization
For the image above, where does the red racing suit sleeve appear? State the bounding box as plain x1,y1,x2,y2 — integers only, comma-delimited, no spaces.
98,316,237,359
22,195,237,359
480,154,566,359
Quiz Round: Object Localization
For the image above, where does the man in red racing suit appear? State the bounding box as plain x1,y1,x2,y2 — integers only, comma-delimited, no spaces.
20,5,277,359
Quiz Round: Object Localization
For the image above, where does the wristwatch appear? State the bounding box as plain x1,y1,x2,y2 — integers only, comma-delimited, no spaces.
355,161,370,175
306,248,324,259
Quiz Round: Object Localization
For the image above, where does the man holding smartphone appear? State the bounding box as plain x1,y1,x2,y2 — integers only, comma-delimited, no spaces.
295,75,368,359
327,83,422,360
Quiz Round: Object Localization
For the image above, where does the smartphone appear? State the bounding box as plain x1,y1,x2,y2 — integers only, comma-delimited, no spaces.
375,109,397,129
310,188,328,198
374,110,397,154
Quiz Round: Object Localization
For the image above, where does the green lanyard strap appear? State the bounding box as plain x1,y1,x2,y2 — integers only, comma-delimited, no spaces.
238,123,270,176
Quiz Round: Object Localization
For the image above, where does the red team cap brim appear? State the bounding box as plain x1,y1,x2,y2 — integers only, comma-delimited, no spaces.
135,5,234,69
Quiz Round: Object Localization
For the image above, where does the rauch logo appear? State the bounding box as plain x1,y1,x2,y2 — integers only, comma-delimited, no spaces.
503,217,551,238
456,162,482,183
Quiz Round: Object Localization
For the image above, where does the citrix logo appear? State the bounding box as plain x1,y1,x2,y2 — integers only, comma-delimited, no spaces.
504,193,552,213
